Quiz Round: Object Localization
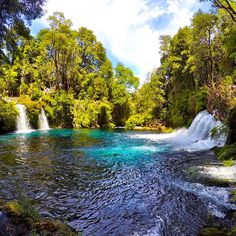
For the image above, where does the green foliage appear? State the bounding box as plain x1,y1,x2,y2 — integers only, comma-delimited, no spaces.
136,9,236,132
111,81,132,126
0,99,18,132
0,0,46,62
0,65,18,96
230,189,236,202
223,159,234,167
215,143,236,160
210,124,228,140
125,114,146,130
48,90,74,128
97,102,114,128
1,7,236,134
72,99,113,128
6,197,40,221
3,199,79,235
115,63,139,89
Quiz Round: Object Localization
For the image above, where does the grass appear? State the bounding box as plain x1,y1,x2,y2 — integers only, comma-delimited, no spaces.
215,143,236,161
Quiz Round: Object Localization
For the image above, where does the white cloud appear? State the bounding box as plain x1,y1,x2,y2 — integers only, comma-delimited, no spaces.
35,0,203,83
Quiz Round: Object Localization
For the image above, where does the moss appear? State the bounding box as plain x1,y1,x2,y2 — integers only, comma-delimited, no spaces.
230,189,236,202
200,227,226,236
5,197,40,221
1,199,79,235
35,219,80,235
223,160,235,167
200,227,236,236
215,144,236,161
5,201,22,217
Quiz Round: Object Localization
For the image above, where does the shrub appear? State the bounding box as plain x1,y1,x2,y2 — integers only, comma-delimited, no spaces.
72,99,114,128
0,99,18,132
125,114,144,130
97,101,114,128
215,143,236,160
41,90,74,128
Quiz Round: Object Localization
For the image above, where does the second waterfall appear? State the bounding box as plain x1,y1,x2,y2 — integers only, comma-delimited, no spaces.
38,108,50,130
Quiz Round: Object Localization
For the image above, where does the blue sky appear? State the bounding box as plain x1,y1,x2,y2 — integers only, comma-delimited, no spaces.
30,0,210,83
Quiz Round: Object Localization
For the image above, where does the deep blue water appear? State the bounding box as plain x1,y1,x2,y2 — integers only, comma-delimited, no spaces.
0,129,229,235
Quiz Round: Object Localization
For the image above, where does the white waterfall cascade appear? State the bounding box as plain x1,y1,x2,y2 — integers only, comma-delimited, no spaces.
16,104,32,133
38,108,50,130
131,110,227,151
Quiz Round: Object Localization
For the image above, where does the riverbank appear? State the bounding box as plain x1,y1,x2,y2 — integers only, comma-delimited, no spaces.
133,125,173,133
0,199,80,236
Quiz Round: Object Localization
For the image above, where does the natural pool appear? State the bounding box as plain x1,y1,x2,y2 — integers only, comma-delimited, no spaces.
0,129,235,235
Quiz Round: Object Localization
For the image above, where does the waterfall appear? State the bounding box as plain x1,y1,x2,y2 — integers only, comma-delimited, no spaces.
38,108,50,130
16,104,32,132
131,110,227,151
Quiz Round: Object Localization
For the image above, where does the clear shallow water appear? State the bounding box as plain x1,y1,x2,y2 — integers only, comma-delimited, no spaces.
0,129,234,235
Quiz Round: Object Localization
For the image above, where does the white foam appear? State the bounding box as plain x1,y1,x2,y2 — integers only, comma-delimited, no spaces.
130,110,227,151
174,181,236,211
132,146,159,152
38,108,50,130
16,104,33,133
199,164,236,182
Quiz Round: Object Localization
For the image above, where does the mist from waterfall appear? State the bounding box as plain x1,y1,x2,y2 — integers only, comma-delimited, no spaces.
38,108,50,130
131,110,227,151
16,104,32,133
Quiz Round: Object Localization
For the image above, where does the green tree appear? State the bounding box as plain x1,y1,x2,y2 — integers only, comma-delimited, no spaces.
0,0,46,62
201,0,236,22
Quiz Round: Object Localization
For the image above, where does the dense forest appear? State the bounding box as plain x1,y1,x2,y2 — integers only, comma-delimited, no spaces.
0,0,235,144
0,1,236,235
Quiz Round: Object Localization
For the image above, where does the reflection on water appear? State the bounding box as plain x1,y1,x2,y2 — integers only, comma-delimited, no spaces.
0,129,234,235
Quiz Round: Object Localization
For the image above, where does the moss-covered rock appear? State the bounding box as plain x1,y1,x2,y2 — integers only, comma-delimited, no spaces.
200,227,225,236
200,226,236,236
0,199,80,236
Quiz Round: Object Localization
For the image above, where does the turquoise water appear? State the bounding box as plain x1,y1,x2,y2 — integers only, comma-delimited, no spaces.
0,129,226,235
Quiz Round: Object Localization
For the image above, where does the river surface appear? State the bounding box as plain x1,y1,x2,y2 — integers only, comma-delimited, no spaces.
0,129,234,235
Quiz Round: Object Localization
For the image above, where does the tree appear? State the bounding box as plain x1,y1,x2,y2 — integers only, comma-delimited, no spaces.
0,0,46,62
38,12,78,90
201,0,236,22
115,63,139,90
191,11,218,86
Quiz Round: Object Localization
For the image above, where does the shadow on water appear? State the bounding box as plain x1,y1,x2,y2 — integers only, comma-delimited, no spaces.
0,129,234,235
